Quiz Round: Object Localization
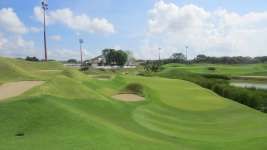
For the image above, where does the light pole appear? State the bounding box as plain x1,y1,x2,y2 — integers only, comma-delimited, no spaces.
79,38,84,66
158,48,161,61
42,0,48,61
185,46,189,62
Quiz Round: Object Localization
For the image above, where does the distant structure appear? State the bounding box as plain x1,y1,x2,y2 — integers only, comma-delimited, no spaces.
89,55,105,68
41,0,48,61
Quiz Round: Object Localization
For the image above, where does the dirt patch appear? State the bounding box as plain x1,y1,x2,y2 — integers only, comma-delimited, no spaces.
0,81,44,101
112,94,145,102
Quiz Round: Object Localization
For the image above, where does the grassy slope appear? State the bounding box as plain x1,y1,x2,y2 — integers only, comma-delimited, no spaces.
0,57,63,83
163,63,267,76
0,57,267,149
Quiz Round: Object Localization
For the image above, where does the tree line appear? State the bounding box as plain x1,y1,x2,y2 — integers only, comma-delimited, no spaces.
154,53,267,65
193,55,267,64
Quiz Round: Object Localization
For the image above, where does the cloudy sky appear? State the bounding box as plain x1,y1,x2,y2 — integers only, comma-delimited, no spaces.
0,0,267,60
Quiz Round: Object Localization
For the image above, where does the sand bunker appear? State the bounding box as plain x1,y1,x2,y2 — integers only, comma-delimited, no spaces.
0,81,44,101
112,94,145,102
39,70,62,72
90,75,112,81
96,78,111,81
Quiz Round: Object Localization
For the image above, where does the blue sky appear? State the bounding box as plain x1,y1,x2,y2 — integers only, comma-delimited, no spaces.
1,0,267,60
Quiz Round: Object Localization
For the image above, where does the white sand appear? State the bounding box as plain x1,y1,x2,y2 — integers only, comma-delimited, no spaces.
112,94,145,102
0,81,44,101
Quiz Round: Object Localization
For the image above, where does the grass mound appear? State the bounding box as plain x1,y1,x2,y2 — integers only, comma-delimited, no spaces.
0,57,64,82
121,83,144,96
0,58,33,81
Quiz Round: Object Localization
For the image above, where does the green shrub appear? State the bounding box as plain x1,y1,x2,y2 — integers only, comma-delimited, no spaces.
208,67,216,71
200,74,231,80
122,83,144,95
25,56,39,62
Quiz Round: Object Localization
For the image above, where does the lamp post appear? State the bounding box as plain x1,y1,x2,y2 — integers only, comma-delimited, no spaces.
42,0,48,61
158,48,161,61
79,38,84,66
185,46,189,62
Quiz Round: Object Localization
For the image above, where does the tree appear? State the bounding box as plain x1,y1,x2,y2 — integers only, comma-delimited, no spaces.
25,56,39,62
67,59,78,63
144,61,161,72
102,49,128,66
171,53,186,60
103,49,115,65
194,54,208,63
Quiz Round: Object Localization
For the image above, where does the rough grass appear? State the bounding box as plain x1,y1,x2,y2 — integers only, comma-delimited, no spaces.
1,57,267,150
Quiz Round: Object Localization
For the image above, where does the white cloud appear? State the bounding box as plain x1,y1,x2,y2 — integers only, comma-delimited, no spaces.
29,27,41,33
0,33,8,49
0,35,34,51
142,1,267,59
112,45,122,50
0,33,36,58
0,8,28,34
33,7,115,34
50,35,62,41
0,8,37,58
48,48,96,60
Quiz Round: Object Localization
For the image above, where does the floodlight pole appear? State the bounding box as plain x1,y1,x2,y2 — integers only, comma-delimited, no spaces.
185,46,189,62
79,39,84,66
42,0,48,61
158,48,161,61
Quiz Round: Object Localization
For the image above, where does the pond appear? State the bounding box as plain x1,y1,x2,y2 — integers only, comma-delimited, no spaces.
230,82,267,90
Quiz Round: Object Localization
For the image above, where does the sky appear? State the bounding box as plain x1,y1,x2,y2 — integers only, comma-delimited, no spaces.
0,0,267,60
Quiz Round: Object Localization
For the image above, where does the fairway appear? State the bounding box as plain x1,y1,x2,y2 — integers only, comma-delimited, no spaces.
1,58,267,150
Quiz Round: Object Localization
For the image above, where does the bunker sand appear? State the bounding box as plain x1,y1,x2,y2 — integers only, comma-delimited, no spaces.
0,81,44,101
112,94,145,102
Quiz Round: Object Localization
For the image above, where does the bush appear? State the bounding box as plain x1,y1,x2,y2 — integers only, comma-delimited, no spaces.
200,74,231,80
208,67,216,71
80,66,89,71
144,61,161,72
25,56,39,62
122,83,144,95
67,59,78,63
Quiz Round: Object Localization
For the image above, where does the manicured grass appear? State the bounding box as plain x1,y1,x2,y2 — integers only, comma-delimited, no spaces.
0,57,64,82
163,63,267,76
1,57,267,149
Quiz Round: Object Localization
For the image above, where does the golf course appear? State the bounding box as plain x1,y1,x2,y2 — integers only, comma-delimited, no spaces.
1,57,267,150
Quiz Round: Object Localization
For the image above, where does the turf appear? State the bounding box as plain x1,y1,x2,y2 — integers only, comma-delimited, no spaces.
1,57,267,150
163,63,267,76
